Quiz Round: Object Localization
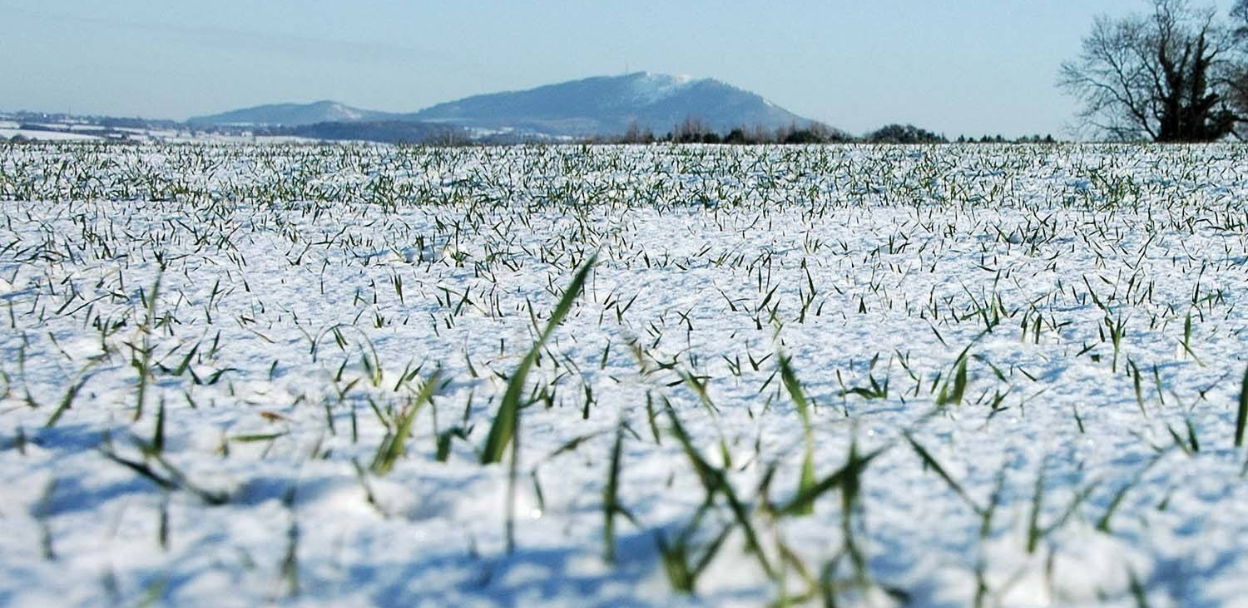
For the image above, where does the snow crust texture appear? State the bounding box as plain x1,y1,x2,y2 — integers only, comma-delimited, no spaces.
2,143,1248,606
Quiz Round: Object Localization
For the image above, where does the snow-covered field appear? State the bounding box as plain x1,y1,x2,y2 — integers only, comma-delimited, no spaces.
0,128,103,142
2,142,1248,607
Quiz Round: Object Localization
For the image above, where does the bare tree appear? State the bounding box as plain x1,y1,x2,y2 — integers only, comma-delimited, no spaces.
621,120,654,144
1224,0,1248,136
1059,0,1237,141
672,116,713,143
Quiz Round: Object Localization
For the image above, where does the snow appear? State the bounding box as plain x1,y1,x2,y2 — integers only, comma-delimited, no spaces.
628,72,700,104
0,128,103,141
2,142,1248,606
327,103,366,121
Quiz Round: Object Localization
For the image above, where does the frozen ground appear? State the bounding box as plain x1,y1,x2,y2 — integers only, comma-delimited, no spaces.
0,128,103,142
2,142,1248,606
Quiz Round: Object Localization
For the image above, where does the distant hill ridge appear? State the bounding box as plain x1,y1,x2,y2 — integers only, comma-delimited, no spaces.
187,100,391,128
187,72,828,137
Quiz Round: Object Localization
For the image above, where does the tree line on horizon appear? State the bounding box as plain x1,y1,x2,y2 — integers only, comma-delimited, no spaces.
602,117,1056,146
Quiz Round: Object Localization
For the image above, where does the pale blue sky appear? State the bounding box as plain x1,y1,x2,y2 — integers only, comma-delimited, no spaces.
0,1,1237,137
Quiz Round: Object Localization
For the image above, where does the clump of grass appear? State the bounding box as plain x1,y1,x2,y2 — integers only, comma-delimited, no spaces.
935,347,971,408
370,371,440,475
664,402,775,583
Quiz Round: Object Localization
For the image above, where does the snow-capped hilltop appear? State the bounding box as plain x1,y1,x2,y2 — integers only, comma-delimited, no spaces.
187,100,391,127
406,72,820,137
625,71,698,104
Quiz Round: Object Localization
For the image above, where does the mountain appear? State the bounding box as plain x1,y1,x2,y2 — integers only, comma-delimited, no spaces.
186,73,826,139
405,72,819,137
187,101,390,127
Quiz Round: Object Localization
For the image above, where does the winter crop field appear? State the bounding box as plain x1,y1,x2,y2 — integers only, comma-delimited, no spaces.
3,142,1248,607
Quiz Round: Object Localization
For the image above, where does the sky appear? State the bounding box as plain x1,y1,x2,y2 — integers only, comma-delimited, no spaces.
0,0,1239,138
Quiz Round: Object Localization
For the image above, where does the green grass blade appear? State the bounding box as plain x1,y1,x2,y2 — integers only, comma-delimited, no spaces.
133,272,162,422
904,432,983,515
778,354,811,424
778,353,817,515
603,423,624,563
777,445,884,518
481,255,595,464
1235,364,1248,448
44,374,89,428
